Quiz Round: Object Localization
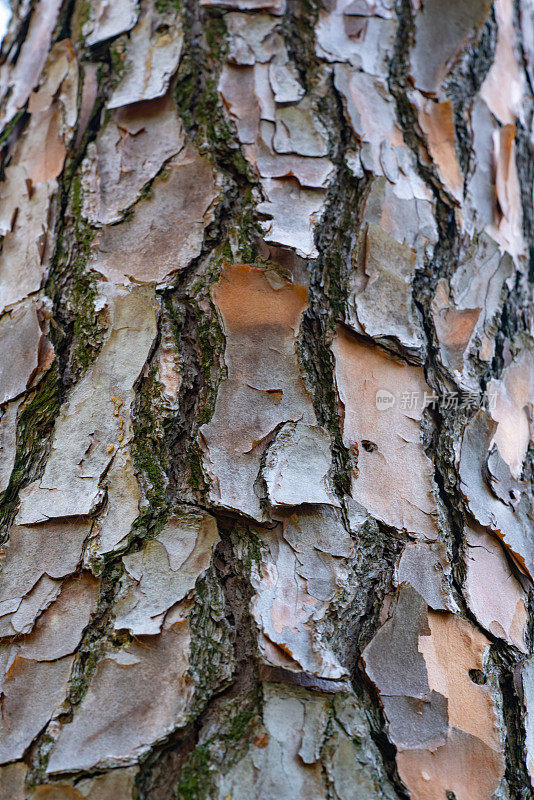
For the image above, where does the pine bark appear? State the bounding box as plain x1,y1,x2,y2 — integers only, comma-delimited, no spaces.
0,1,533,798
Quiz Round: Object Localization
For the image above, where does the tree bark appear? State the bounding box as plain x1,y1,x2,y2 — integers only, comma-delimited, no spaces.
0,0,533,798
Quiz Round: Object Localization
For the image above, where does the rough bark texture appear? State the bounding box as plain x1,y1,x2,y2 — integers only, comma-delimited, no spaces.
0,0,533,798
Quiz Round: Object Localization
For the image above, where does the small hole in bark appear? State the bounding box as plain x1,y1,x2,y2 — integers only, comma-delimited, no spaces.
446,792,457,800
469,668,486,684
361,440,377,453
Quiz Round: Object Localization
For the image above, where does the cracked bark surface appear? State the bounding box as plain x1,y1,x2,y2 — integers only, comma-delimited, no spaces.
0,0,533,798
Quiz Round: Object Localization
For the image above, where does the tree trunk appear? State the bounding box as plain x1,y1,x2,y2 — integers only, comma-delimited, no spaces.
0,0,532,797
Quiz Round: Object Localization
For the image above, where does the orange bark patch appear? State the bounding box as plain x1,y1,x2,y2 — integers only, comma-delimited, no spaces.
418,611,501,752
213,263,308,331
431,279,481,372
200,264,316,520
417,98,463,201
333,326,437,538
397,728,504,800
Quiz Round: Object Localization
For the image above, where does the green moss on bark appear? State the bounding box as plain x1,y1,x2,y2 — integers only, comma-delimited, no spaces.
131,366,168,509
0,368,60,533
